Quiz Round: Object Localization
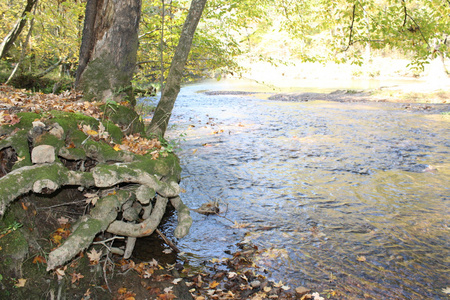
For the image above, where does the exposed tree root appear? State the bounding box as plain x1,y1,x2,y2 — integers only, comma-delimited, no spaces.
0,110,192,273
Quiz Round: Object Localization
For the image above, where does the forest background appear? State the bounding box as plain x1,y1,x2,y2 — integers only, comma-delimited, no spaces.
1,0,449,95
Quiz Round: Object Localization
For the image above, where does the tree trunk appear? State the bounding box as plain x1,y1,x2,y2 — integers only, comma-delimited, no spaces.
0,0,38,60
75,0,142,106
147,0,207,137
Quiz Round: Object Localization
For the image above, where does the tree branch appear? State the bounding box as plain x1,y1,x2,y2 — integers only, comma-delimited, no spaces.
343,4,357,51
0,0,38,59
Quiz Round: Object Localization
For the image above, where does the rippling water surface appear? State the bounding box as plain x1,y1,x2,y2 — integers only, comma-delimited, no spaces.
143,80,449,299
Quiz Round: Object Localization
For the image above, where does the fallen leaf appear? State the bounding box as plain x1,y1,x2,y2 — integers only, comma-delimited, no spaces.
55,266,66,280
51,234,62,245
143,269,154,278
71,272,84,283
172,278,182,285
356,255,366,262
149,258,158,267
84,288,91,297
209,280,220,288
231,221,251,228
162,248,172,254
85,194,99,206
311,292,325,300
32,255,46,264
20,201,28,211
273,280,284,288
442,287,450,294
57,216,69,225
14,278,27,287
87,248,102,265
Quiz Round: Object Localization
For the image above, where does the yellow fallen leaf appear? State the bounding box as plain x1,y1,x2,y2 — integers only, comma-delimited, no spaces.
357,255,366,262
209,280,220,288
113,144,121,151
52,234,62,244
86,129,98,135
15,278,27,287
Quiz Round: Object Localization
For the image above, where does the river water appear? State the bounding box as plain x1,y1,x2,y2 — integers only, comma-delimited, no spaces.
142,80,449,299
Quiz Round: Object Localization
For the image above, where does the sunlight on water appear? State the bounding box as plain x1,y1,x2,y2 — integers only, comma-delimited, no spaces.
149,80,450,299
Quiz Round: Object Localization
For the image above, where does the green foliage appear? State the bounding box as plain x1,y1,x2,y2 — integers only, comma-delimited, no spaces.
135,0,268,87
0,0,84,87
1,0,448,88
1,221,23,235
270,0,450,69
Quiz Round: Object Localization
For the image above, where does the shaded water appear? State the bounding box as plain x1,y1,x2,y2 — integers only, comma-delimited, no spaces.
143,80,449,299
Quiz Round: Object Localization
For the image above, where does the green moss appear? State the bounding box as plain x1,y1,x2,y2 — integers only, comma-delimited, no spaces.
34,132,64,149
100,103,144,135
130,152,181,181
0,206,29,278
79,54,116,102
59,146,87,160
10,130,32,169
32,163,69,184
101,119,123,143
49,110,98,131
83,139,134,162
16,112,41,128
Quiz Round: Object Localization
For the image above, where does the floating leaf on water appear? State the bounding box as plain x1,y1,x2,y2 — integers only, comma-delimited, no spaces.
356,255,366,262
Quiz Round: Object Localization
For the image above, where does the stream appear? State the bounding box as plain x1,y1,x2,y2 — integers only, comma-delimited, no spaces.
141,80,449,299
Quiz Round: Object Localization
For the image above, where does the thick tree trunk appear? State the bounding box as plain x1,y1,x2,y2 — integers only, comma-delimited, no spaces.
75,0,142,105
0,0,38,60
147,0,207,137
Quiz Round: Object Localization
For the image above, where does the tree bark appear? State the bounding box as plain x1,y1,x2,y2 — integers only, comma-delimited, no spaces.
0,0,38,60
5,16,35,84
75,0,142,105
147,0,207,137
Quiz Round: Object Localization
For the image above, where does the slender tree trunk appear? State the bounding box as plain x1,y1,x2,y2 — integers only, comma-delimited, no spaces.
75,0,142,105
74,0,98,87
160,0,165,91
5,16,35,84
0,0,38,60
148,0,207,137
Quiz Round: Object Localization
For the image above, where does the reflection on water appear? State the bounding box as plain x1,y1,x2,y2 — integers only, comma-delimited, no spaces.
144,80,449,299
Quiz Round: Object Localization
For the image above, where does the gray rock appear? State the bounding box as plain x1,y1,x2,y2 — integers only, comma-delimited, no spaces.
31,145,55,164
48,123,64,139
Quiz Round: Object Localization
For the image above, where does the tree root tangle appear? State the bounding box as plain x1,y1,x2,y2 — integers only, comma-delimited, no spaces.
0,110,192,273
